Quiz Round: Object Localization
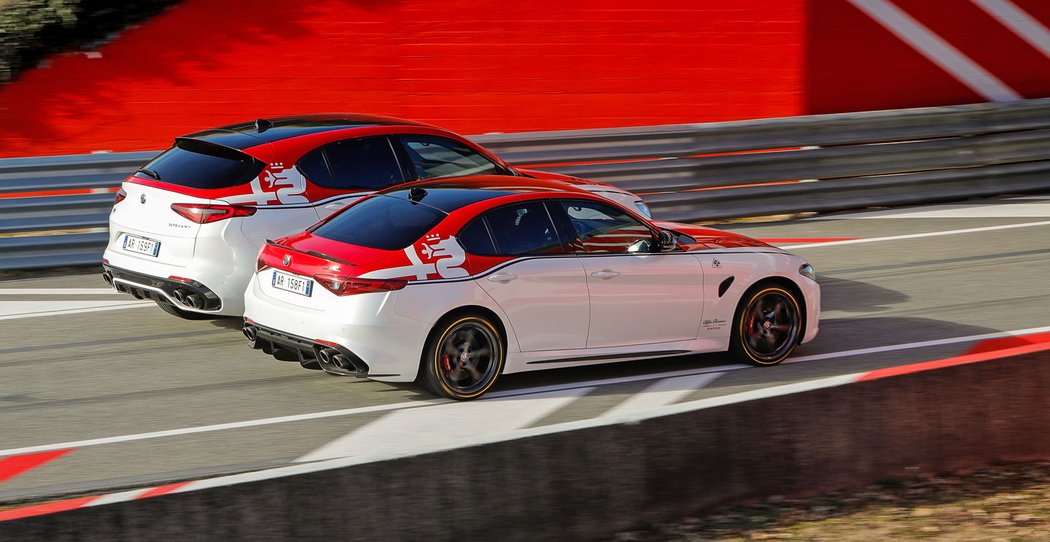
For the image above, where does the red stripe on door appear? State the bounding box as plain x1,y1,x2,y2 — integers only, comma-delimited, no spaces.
0,449,74,484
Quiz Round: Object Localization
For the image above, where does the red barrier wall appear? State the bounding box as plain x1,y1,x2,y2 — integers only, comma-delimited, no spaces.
0,0,805,157
2,0,1049,159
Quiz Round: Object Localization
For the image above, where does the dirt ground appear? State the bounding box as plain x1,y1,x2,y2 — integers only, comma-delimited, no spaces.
610,461,1050,541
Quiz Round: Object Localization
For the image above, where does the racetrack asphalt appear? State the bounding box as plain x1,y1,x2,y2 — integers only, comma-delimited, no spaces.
1,195,1048,505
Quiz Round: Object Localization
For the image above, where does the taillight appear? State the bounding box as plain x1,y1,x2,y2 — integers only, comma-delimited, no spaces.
171,203,257,224
314,274,407,296
114,188,127,204
257,255,270,272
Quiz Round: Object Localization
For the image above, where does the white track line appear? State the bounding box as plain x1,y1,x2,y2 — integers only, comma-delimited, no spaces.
788,325,1050,364
971,0,1050,59
175,373,868,495
3,326,1046,459
0,288,118,295
849,0,1020,101
296,387,593,463
0,300,153,321
601,372,724,419
782,220,1050,249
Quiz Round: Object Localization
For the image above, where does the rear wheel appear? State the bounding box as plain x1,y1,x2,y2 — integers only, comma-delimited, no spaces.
421,314,505,400
155,299,215,320
730,285,802,365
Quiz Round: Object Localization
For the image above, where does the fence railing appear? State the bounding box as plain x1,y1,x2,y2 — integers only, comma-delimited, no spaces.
2,99,1050,270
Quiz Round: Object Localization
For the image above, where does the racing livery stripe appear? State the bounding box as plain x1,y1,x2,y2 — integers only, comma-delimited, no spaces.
0,449,73,484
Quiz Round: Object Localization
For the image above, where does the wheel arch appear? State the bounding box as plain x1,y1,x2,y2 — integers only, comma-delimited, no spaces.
417,305,510,381
739,276,808,345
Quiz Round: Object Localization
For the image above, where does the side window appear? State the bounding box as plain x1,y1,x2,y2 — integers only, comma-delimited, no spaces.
479,202,564,256
558,200,653,254
296,147,333,186
398,135,501,180
458,218,498,256
305,137,404,190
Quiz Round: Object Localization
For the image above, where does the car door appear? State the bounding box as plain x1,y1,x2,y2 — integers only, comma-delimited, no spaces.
553,199,705,349
464,201,590,352
295,136,408,219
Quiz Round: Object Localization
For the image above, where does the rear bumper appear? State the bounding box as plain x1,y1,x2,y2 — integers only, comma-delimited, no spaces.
102,263,223,312
242,321,375,377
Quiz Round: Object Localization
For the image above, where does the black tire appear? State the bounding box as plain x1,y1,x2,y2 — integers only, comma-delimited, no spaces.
155,299,215,320
730,284,802,366
421,314,505,400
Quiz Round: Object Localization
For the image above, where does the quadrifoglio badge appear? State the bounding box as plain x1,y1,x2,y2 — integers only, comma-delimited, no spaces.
361,234,468,281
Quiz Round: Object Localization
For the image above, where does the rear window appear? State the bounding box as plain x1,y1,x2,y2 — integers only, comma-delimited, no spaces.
135,139,265,189
311,195,446,250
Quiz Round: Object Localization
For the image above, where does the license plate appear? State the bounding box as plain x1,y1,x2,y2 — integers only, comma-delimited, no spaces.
121,234,160,257
272,270,313,297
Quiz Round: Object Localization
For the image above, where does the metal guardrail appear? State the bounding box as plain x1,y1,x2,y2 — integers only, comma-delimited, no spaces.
2,99,1050,270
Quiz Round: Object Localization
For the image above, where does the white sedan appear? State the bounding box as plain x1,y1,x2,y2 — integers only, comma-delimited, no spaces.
242,175,820,400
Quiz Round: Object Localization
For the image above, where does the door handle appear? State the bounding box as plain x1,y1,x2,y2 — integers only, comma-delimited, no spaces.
323,202,347,210
590,270,621,279
487,273,518,283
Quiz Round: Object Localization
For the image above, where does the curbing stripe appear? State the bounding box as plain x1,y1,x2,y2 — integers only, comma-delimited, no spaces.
3,330,1049,522
857,340,1050,381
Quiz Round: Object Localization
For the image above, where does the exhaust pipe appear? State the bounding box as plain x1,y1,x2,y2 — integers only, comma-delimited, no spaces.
172,289,187,305
185,293,204,310
243,325,258,349
101,272,113,285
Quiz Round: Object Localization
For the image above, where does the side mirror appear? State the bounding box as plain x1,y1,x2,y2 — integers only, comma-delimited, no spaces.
658,230,677,251
627,239,651,253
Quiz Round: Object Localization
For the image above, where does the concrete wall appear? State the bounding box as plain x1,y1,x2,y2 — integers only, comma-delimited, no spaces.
3,350,1048,541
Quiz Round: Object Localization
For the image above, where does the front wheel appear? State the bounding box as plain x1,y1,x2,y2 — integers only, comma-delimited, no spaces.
421,314,505,400
730,285,802,366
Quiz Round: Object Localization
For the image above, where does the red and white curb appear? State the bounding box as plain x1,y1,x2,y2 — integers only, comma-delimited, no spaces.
3,334,1049,523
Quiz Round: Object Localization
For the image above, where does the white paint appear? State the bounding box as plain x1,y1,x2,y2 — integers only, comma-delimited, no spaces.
787,325,1050,364
827,202,1050,219
85,488,152,507
600,372,723,419
0,300,153,321
173,374,865,495
971,0,1050,59
0,400,444,458
849,0,1021,101
4,326,1047,460
782,220,1050,249
296,387,592,462
486,364,745,399
0,288,119,295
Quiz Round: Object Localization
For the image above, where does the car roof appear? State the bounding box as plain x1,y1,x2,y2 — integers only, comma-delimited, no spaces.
179,114,434,149
375,175,597,213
